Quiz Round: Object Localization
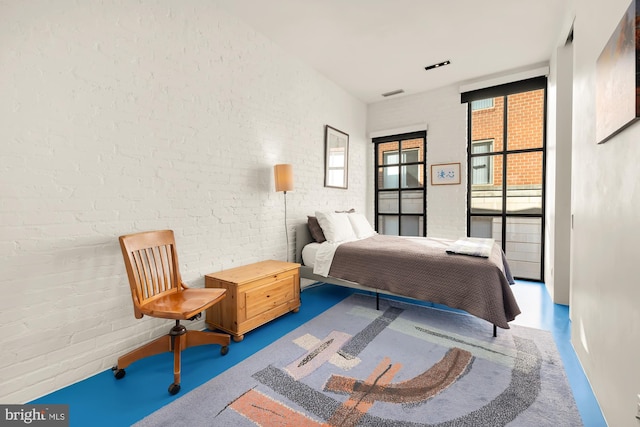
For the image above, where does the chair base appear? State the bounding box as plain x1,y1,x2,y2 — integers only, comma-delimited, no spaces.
113,322,230,394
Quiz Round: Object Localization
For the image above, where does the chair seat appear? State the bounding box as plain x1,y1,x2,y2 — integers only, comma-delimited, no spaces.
139,288,226,320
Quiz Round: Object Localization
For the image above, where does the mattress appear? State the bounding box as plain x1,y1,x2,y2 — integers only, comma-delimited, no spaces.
301,242,321,268
299,234,519,330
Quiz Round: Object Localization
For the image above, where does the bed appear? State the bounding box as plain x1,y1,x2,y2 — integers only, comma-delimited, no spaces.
295,214,521,336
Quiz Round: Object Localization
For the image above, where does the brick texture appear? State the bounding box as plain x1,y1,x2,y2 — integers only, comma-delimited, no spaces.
471,90,545,186
0,1,367,403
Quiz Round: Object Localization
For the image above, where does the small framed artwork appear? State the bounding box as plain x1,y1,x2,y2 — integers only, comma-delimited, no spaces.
431,162,461,185
324,125,349,189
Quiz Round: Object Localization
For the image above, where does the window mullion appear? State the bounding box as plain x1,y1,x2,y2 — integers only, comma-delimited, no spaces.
501,95,508,253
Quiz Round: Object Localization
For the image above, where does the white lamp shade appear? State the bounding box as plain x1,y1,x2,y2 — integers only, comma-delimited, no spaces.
274,164,294,192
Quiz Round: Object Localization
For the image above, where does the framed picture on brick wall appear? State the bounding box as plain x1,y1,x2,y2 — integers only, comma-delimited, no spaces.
324,125,349,189
431,162,461,185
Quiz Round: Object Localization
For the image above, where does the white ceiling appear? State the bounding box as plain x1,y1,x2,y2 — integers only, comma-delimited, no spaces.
214,0,573,104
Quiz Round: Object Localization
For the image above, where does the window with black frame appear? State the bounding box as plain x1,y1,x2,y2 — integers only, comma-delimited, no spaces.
462,76,546,281
373,131,426,237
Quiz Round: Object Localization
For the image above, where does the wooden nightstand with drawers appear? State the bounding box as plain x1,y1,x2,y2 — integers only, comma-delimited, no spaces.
205,260,300,342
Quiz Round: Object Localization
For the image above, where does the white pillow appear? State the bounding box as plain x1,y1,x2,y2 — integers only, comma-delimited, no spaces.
314,211,357,243
348,213,377,239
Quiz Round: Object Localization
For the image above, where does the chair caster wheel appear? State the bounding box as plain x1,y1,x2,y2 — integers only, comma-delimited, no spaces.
113,367,126,380
168,383,181,395
221,346,229,356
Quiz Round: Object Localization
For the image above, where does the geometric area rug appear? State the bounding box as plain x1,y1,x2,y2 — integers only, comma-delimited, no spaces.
134,293,583,426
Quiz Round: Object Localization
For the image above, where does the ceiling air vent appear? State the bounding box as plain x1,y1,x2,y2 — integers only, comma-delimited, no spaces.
381,89,405,97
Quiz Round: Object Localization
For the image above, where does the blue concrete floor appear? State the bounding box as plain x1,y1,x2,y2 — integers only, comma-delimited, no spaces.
31,281,606,426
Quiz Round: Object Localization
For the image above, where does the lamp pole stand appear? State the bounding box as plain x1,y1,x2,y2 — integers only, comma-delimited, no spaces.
273,163,293,263
283,190,289,262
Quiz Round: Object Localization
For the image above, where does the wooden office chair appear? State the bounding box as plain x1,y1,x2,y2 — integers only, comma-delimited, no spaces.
112,230,230,395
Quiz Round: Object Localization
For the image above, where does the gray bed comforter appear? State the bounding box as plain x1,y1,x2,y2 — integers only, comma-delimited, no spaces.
328,234,521,329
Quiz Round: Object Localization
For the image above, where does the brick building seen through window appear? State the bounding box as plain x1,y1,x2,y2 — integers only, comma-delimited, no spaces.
469,88,545,280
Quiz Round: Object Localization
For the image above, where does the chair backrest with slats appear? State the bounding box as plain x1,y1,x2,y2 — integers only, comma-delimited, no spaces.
119,230,183,319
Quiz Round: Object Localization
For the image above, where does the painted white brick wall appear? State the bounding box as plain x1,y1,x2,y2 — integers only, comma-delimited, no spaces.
367,86,468,239
0,1,367,403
